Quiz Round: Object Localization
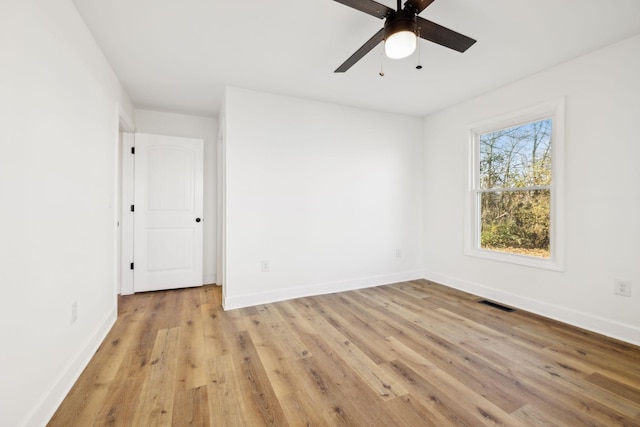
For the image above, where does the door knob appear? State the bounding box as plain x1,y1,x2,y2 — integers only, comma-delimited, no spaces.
195,218,201,222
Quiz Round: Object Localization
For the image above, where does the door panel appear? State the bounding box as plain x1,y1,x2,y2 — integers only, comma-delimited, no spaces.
134,133,204,292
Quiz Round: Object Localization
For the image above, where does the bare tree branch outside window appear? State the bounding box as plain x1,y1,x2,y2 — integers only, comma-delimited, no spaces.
478,119,552,258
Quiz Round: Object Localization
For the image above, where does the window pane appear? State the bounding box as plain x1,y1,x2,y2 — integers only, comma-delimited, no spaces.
480,119,552,189
480,189,550,258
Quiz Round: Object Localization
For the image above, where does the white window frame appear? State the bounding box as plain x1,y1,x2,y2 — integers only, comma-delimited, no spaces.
465,98,565,271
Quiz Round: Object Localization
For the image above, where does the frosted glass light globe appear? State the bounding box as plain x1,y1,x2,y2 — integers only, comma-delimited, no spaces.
385,31,417,59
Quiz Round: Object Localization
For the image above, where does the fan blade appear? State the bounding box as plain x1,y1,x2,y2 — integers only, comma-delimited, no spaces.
403,0,436,14
333,0,393,19
335,28,385,73
416,17,476,52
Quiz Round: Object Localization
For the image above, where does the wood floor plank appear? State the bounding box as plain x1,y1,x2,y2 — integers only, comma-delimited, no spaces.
383,395,443,427
172,385,209,427
49,281,640,427
310,293,390,365
511,403,565,426
507,362,636,426
386,359,490,426
90,324,150,426
272,299,319,336
242,313,328,426
200,302,228,358
206,354,257,426
249,304,311,360
372,298,496,376
231,331,289,426
273,334,364,426
381,335,528,414
175,289,208,391
381,336,521,426
90,358,147,427
131,327,181,427
585,372,640,405
293,330,405,426
252,345,331,425
293,297,409,400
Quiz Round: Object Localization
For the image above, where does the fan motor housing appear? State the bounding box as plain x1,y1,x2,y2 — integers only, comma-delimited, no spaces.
384,9,417,40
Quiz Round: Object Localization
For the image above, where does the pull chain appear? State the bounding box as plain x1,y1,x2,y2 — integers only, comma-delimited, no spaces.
416,29,423,70
379,42,385,76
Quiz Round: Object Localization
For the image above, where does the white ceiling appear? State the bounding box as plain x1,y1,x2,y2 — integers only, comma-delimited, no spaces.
72,0,640,117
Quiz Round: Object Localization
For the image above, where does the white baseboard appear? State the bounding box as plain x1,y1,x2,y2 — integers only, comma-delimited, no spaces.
203,273,216,285
23,307,117,427
424,271,640,347
223,270,424,310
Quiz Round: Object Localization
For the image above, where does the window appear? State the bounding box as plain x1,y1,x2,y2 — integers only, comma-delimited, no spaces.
466,99,564,270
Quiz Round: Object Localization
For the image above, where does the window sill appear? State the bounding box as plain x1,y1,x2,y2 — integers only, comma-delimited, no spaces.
464,247,564,271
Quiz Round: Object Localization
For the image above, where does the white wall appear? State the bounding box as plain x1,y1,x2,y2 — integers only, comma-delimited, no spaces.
423,35,640,345
134,110,218,284
222,87,424,308
0,1,133,426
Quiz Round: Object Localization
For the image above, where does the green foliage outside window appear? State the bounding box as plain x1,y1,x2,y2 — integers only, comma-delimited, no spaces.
479,119,552,258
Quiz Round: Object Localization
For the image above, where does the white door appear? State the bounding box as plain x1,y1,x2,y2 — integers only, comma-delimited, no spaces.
134,133,204,292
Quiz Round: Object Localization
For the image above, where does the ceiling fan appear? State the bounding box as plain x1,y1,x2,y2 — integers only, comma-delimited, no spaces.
333,0,476,72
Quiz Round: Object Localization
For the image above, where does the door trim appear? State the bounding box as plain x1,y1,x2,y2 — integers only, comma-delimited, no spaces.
120,132,135,295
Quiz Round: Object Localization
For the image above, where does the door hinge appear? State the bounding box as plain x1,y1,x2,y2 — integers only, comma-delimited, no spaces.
131,146,135,155
130,205,134,212
130,262,134,270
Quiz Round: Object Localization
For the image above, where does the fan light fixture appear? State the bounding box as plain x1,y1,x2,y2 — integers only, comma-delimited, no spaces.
385,31,417,59
384,9,418,59
333,0,477,73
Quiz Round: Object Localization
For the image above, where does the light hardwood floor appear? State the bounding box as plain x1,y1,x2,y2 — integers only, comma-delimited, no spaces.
49,280,640,426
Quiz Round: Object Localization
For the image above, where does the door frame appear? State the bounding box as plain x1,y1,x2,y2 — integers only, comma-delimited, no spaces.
120,131,135,295
120,132,206,294
117,108,135,295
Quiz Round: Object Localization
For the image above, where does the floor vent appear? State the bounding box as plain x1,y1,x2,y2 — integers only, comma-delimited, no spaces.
478,300,515,312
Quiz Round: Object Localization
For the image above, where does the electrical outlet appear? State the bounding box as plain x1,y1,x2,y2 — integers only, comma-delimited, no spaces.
614,278,632,297
395,248,402,258
261,260,270,273
71,301,78,324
